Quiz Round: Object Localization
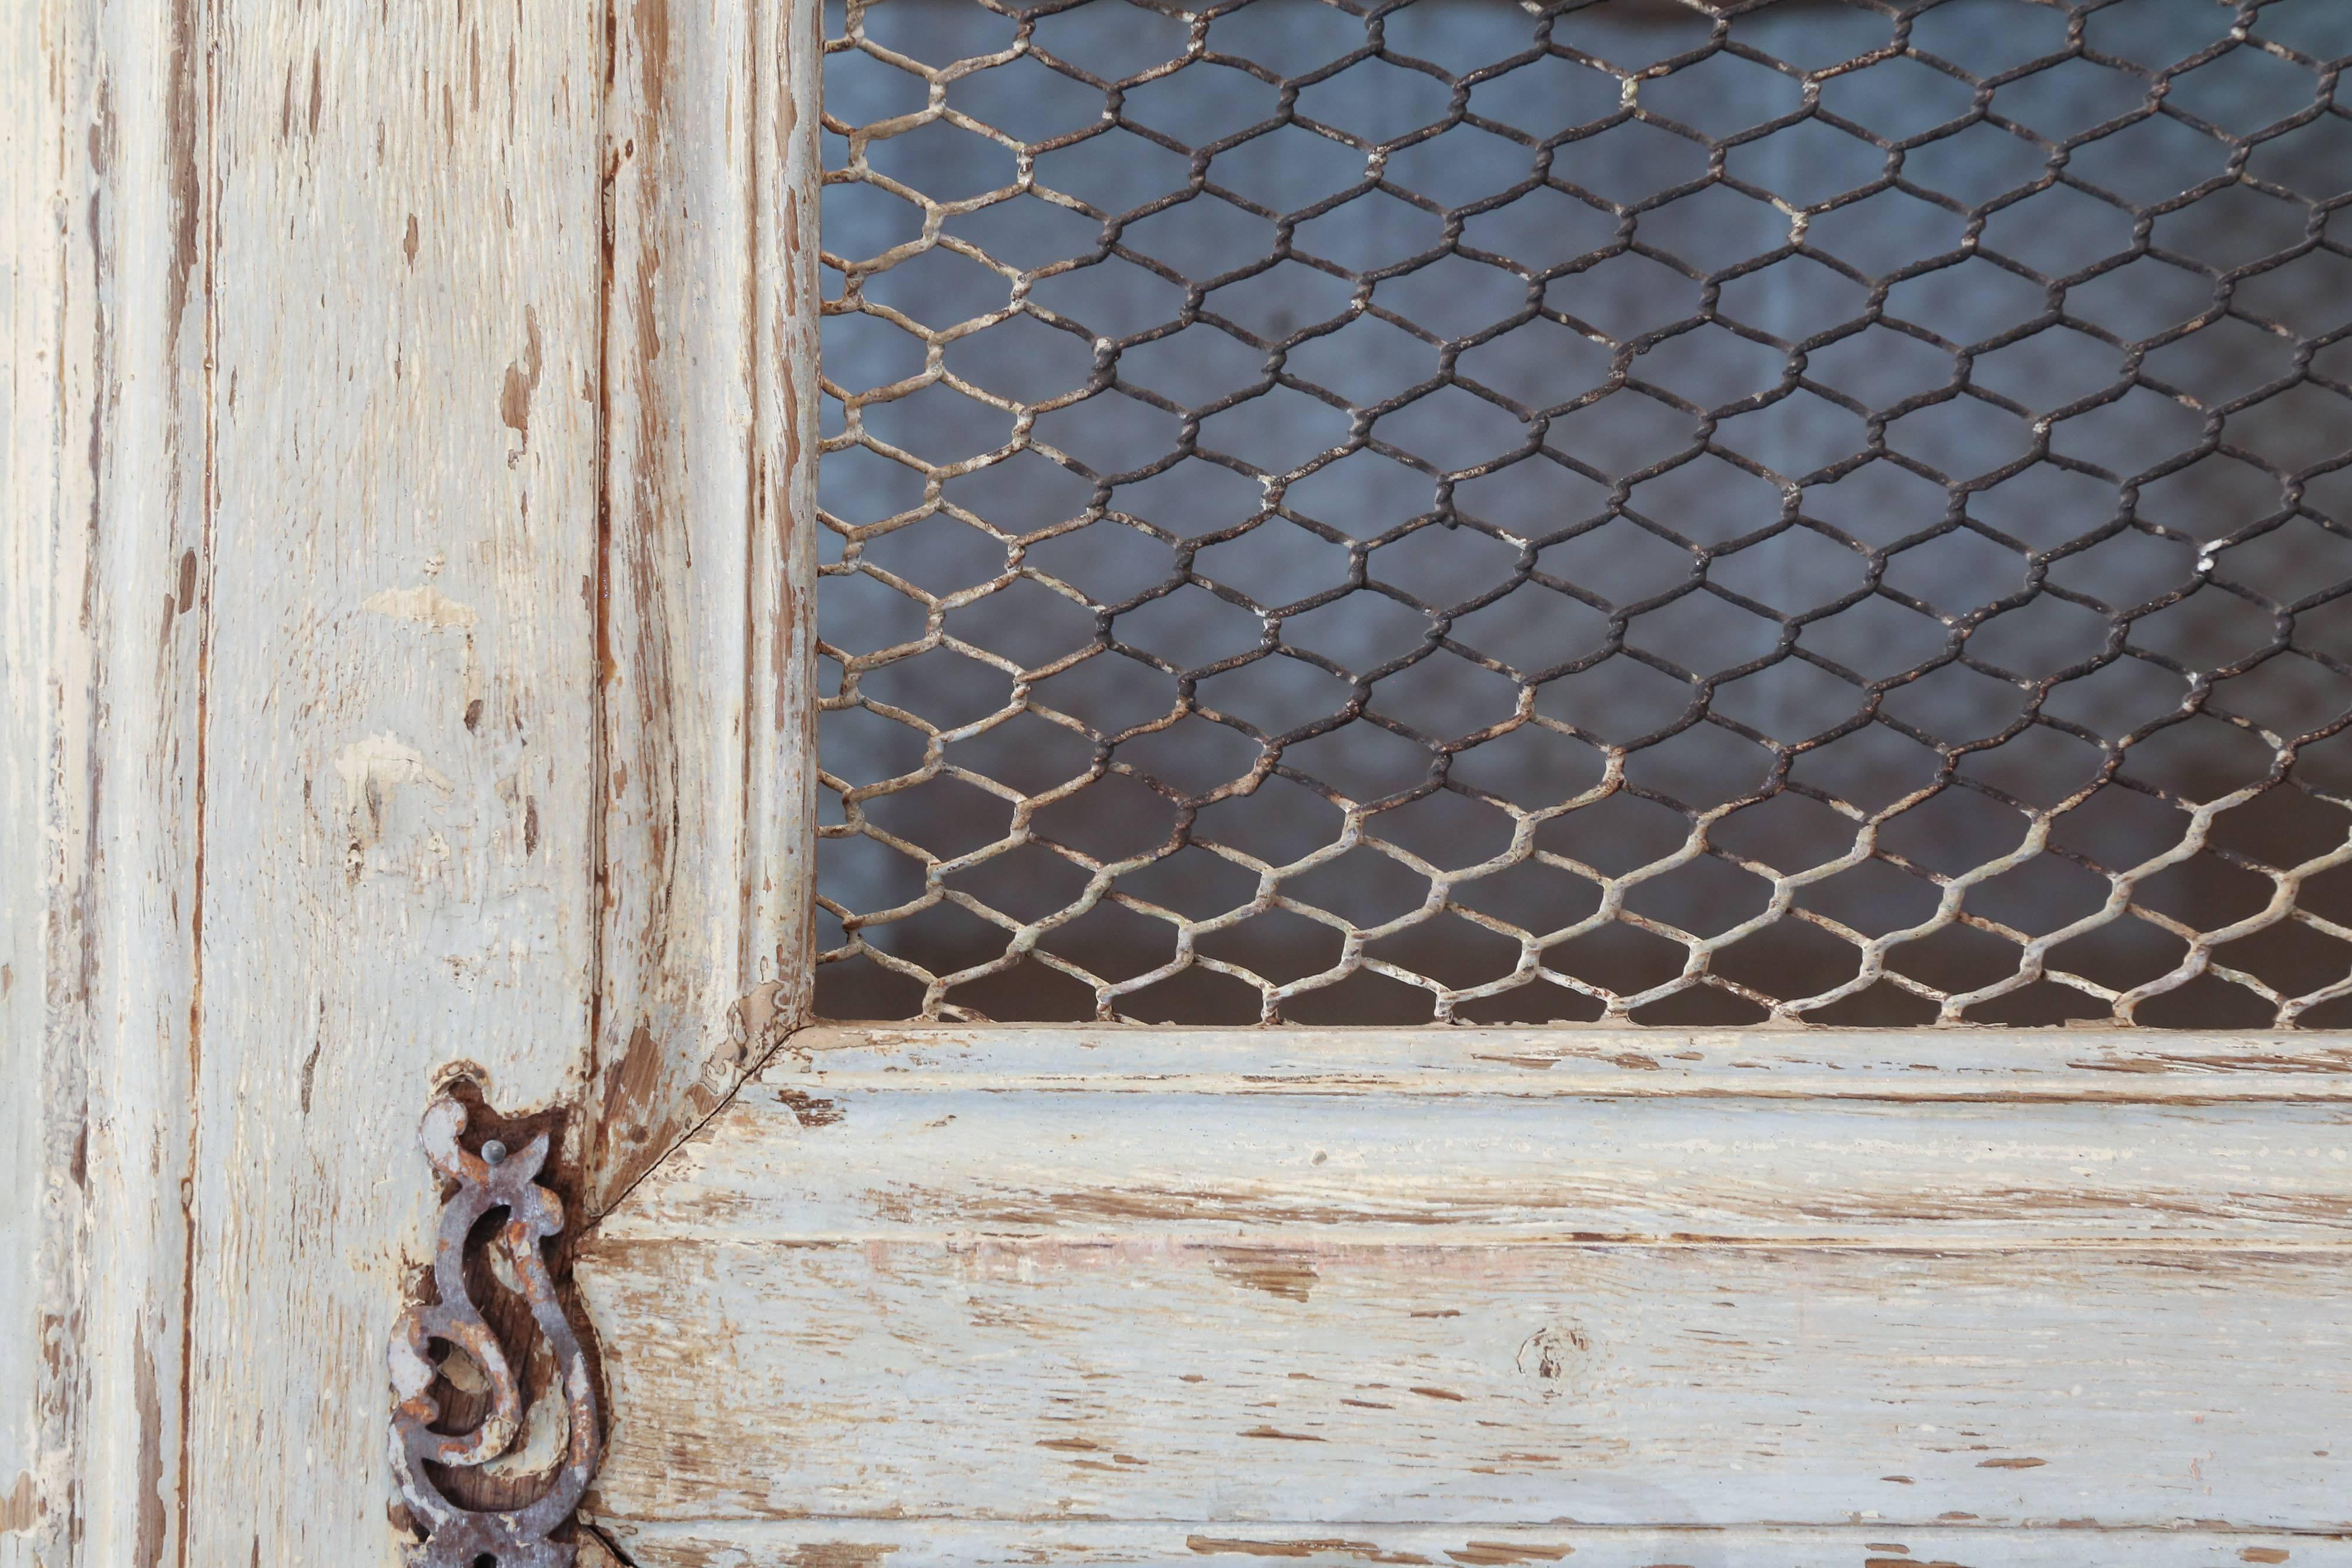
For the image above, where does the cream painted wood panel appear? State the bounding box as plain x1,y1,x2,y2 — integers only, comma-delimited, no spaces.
576,1027,2352,1558
1,0,81,1555
182,2,610,1562
589,1239,2349,1526
589,0,823,1213
6,0,818,1561
6,1,211,1562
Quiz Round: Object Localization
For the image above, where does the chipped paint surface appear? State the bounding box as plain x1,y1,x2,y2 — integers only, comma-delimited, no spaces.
9,1,819,1563
597,1520,2343,1567
7,0,214,1561
582,0,824,1216
15,0,2351,1562
576,1027,2352,1556
0,1473,36,1536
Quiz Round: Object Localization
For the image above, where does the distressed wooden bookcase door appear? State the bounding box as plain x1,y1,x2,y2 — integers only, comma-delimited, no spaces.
11,1,2352,1565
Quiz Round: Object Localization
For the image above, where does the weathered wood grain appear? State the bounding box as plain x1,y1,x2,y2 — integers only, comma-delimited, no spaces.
582,1236,2352,1532
5,1,211,1561
601,1520,2352,1568
1,6,85,1562
748,0,826,1047
4,5,70,1558
777,1023,2352,1100
16,0,2352,1558
577,1027,2352,1543
596,1088,2352,1245
9,0,822,1561
75,3,211,1562
179,4,609,1563
588,0,823,1215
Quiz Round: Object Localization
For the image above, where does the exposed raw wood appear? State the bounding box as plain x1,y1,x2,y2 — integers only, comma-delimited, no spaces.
576,1529,631,1568
602,1520,2352,1568
588,0,823,1215
577,1026,2352,1540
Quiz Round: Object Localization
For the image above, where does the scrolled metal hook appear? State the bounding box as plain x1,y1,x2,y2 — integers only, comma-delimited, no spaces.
390,1092,601,1568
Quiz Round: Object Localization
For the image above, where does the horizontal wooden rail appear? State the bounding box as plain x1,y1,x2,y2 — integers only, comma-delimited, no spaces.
578,1025,2352,1553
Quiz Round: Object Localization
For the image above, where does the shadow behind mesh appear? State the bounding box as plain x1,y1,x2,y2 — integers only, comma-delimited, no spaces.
814,0,2352,1027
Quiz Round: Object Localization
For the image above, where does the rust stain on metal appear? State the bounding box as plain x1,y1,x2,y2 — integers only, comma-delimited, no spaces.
390,1092,602,1566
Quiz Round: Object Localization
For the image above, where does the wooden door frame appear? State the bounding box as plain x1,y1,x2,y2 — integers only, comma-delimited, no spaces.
5,1,823,1560
11,2,2352,1564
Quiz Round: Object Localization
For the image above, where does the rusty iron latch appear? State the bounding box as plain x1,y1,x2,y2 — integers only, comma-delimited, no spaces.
390,1093,602,1567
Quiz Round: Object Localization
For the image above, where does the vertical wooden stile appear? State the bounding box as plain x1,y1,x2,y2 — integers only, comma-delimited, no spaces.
5,0,825,1559
586,0,825,1216
181,4,609,1562
5,2,211,1561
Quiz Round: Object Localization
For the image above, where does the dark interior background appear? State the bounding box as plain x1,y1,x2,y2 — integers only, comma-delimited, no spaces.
813,0,2352,1027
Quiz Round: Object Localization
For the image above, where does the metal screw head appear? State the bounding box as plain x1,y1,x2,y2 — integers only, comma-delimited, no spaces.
480,1139,507,1166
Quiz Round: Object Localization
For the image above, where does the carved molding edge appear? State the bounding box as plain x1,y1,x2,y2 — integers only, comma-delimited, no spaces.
390,1094,602,1568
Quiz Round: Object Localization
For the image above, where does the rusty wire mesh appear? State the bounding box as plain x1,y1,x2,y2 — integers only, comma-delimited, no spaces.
813,0,2352,1027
